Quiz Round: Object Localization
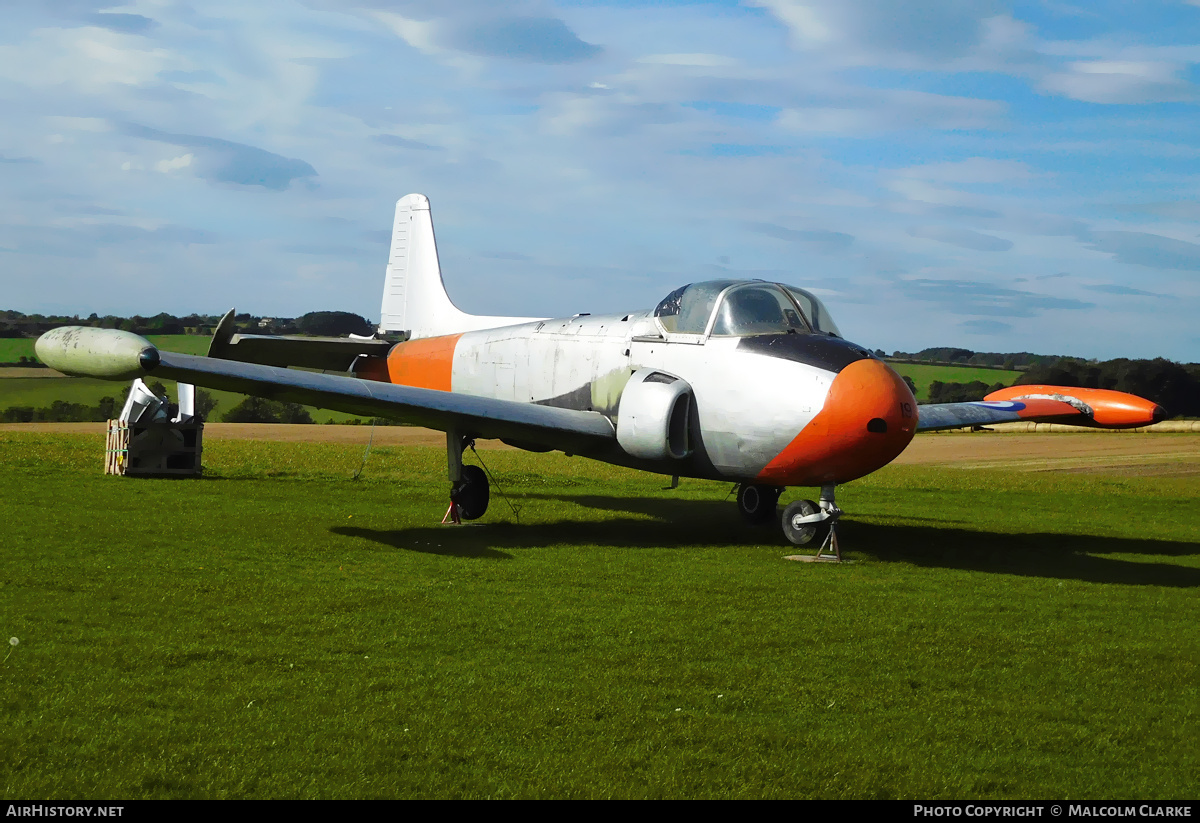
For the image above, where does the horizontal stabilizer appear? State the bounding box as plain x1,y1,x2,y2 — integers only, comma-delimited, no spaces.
206,308,392,371
209,333,392,371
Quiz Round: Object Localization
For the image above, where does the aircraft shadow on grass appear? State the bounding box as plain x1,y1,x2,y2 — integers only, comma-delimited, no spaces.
331,492,1200,588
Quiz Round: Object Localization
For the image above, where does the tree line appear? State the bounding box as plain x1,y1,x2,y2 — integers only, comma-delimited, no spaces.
927,357,1200,417
888,347,1065,370
1,310,373,339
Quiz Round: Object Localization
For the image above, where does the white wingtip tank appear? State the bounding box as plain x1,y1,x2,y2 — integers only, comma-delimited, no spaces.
378,194,542,339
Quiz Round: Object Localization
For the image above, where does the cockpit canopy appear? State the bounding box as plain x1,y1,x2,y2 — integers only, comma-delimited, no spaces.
653,280,842,338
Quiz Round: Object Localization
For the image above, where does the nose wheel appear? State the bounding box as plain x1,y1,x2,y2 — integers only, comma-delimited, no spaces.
781,485,843,561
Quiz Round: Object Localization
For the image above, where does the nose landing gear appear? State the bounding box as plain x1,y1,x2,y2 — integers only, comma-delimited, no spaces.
780,485,843,562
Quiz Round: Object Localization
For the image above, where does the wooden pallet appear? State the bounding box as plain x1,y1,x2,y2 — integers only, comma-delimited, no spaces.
105,419,203,477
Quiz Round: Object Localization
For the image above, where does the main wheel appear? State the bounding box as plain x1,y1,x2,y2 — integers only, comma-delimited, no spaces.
451,464,490,520
781,499,829,546
737,484,781,525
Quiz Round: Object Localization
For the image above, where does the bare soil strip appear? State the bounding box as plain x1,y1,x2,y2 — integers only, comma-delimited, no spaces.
0,367,67,378
0,422,514,449
4,423,1196,476
893,432,1200,476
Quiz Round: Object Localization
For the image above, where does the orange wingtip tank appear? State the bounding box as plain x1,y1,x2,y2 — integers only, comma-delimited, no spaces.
984,385,1166,428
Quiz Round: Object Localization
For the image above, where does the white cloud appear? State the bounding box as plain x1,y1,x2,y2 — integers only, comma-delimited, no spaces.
0,25,176,90
154,153,193,173
750,0,1006,66
1038,59,1194,103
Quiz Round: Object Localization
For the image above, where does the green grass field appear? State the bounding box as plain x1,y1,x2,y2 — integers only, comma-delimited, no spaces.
887,363,1022,401
1,432,1195,799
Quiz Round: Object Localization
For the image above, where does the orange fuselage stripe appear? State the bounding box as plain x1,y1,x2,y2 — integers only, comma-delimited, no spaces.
384,334,461,391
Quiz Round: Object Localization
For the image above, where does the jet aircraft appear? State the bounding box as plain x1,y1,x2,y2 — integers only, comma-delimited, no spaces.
36,194,1165,554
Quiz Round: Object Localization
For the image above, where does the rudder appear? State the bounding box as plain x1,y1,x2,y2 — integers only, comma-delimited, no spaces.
378,194,540,339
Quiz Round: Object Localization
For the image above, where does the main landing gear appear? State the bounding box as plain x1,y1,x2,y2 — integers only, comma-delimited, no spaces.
739,483,844,560
736,483,781,525
443,430,490,524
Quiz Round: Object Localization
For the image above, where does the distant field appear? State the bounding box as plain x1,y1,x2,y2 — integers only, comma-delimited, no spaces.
0,376,365,424
887,363,1022,401
0,338,37,362
0,333,372,421
0,432,1195,799
0,334,211,363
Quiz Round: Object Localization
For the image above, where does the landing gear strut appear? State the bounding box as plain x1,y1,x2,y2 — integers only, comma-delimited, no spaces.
442,430,490,523
781,485,843,561
736,483,782,525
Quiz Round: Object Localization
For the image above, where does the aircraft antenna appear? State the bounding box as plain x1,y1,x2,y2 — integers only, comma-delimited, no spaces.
351,419,377,481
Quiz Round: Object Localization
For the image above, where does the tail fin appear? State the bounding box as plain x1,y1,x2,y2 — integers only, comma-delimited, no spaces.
378,194,541,339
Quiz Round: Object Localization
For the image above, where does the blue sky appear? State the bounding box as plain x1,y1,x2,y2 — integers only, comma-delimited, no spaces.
2,0,1198,360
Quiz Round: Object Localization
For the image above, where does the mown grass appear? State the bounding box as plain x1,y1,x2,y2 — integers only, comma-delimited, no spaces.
887,363,1022,401
0,433,1196,799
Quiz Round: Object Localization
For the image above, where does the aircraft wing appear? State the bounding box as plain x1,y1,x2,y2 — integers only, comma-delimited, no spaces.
917,398,1084,432
34,328,616,453
918,385,1165,432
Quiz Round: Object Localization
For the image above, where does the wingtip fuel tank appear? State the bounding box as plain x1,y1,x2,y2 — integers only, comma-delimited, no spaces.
34,327,160,381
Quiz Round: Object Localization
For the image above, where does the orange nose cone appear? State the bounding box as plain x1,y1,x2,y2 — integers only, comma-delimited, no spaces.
758,359,917,486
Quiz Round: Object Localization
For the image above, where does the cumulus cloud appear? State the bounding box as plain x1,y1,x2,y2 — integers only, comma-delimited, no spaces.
122,124,317,190
751,0,1004,65
1039,59,1194,104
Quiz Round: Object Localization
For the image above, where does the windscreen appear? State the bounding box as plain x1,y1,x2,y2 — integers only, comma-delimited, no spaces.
710,283,809,337
781,285,842,337
654,280,738,334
